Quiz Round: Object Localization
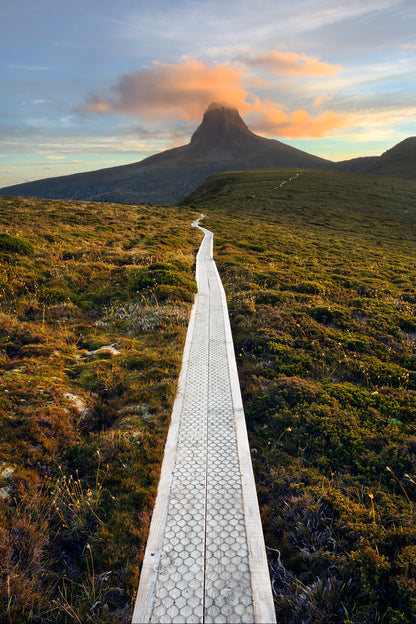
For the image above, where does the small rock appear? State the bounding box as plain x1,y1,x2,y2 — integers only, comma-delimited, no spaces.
64,393,89,417
0,487,10,499
0,464,15,480
86,344,121,357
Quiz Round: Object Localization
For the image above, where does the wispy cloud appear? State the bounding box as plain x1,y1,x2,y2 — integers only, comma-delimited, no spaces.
278,0,398,34
240,51,342,76
111,0,400,63
32,99,55,105
7,64,50,71
312,94,333,107
1,134,168,156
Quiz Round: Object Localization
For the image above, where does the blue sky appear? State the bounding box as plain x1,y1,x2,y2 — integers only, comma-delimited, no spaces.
1,0,415,186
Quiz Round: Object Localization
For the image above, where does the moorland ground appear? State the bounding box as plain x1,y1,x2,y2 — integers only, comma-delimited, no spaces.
1,168,416,623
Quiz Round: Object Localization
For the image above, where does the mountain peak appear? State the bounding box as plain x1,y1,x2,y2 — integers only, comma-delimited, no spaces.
190,102,253,145
205,101,238,113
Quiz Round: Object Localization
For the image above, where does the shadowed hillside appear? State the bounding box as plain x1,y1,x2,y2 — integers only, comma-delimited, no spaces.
337,136,416,179
364,137,416,179
0,103,333,204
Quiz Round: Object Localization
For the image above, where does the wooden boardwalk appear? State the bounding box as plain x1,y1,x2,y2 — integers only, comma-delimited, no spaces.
132,218,275,623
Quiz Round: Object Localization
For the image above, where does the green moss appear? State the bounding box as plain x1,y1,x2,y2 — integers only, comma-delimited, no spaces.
0,232,34,254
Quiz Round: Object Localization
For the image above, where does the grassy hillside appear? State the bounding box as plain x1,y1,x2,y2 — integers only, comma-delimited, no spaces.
1,167,416,623
185,169,416,624
0,197,199,623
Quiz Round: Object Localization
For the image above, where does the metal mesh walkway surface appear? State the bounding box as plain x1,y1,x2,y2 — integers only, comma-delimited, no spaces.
132,220,275,624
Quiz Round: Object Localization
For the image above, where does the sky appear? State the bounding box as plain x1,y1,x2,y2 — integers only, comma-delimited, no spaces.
1,0,415,187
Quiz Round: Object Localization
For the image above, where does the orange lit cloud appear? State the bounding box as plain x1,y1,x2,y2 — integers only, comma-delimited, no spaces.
249,99,348,138
84,59,248,122
82,57,348,139
243,51,342,76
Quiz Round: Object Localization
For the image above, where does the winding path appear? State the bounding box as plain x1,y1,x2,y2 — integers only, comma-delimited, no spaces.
132,217,275,623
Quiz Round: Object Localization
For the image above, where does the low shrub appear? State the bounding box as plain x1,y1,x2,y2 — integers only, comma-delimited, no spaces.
0,232,34,254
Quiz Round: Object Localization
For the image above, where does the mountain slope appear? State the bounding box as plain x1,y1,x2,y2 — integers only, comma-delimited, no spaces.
336,136,416,179
364,136,416,179
0,103,333,204
335,155,379,173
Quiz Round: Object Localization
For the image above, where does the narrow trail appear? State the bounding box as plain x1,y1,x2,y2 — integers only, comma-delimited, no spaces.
272,171,301,190
132,218,275,623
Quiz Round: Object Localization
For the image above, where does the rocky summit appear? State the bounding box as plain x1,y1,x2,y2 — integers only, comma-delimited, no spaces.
190,102,254,147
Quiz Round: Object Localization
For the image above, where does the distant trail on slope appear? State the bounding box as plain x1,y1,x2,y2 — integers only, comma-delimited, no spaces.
272,171,301,190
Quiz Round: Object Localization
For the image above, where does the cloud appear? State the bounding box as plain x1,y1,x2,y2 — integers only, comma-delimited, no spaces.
82,59,248,122
7,65,50,71
80,57,349,139
312,94,333,107
32,99,55,105
241,50,342,76
248,99,349,138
